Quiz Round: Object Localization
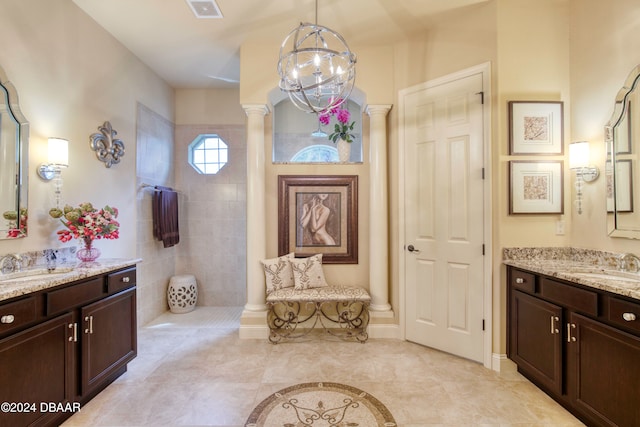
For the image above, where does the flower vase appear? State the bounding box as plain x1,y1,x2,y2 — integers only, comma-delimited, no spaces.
77,238,100,264
336,138,351,163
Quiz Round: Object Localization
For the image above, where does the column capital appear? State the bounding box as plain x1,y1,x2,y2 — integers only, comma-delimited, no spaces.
242,104,270,116
365,104,393,117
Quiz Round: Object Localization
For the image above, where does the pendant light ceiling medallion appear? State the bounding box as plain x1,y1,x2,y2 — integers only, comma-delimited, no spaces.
277,1,357,114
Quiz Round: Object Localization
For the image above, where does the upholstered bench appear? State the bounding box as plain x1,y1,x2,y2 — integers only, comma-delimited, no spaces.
266,286,370,344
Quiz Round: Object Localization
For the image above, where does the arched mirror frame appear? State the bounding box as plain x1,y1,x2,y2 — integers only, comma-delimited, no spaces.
605,64,640,238
0,64,29,239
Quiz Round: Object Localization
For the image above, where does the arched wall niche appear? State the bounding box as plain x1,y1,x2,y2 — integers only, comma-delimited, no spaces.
268,86,366,163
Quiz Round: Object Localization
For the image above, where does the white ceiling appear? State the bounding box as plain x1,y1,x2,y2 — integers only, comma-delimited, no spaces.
72,0,488,89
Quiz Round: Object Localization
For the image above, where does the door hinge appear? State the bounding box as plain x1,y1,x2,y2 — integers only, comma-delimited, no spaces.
482,319,485,331
476,91,484,104
482,244,485,255
482,167,485,179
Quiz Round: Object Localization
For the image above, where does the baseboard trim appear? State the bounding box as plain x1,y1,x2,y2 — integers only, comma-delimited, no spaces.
368,324,401,339
491,353,516,372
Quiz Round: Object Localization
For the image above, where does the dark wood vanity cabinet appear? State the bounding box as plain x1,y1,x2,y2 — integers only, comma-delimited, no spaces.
510,290,563,394
0,266,137,427
81,287,136,397
507,266,640,427
0,313,75,427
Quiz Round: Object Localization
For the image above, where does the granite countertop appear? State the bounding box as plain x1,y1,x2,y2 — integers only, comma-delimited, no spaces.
0,258,142,302
503,247,640,301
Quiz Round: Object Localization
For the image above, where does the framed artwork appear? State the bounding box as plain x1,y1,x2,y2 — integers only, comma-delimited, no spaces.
509,101,564,154
606,160,634,213
509,161,564,214
278,175,358,264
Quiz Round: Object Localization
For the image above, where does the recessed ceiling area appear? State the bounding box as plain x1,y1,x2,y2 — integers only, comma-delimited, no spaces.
72,0,488,89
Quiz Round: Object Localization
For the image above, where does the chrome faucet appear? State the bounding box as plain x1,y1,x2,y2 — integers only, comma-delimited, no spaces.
44,249,57,272
0,253,23,275
618,252,640,272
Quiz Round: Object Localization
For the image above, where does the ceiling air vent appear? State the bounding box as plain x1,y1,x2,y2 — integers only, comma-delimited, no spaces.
185,0,223,19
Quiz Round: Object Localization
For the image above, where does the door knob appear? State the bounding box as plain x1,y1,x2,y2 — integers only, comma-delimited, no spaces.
407,245,420,253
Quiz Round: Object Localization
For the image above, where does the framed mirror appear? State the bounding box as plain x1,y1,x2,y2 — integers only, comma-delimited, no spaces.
606,65,640,238
0,64,29,239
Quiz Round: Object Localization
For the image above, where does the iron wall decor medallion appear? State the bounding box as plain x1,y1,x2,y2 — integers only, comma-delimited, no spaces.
89,121,125,168
245,382,396,426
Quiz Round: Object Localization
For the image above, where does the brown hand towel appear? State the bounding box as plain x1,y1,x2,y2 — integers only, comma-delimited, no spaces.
152,186,180,248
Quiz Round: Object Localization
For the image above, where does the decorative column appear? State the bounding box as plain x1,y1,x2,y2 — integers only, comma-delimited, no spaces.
242,104,269,312
366,104,392,312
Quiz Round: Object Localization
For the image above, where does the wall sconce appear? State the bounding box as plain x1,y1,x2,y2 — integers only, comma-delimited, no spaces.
37,137,69,180
569,141,599,214
37,137,69,209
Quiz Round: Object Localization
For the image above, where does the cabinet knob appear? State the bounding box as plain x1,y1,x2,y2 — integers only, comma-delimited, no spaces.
122,277,130,283
622,312,637,321
515,278,524,284
1,315,15,324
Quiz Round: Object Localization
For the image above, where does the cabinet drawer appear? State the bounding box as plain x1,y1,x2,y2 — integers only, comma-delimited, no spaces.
608,297,640,334
0,296,37,335
540,278,599,316
510,269,536,293
107,268,136,294
46,277,105,315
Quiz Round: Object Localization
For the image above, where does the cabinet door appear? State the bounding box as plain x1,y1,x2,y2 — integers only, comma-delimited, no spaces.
80,288,136,397
510,290,563,394
568,312,640,427
0,313,75,427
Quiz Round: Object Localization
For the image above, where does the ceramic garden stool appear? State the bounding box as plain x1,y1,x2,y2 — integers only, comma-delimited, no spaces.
167,274,198,313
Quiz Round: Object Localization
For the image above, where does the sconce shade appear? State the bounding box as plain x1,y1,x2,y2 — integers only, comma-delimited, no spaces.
48,137,69,167
569,141,589,169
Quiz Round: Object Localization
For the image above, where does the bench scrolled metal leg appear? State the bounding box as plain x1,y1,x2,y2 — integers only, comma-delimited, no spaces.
267,301,319,343
318,300,370,342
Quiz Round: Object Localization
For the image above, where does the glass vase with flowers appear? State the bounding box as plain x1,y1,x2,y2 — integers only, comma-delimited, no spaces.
49,202,119,264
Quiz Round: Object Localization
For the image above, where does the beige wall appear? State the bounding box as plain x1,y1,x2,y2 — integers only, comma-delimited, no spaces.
0,0,174,326
238,1,500,335
238,0,640,359
3,0,640,359
569,0,640,253
390,1,498,331
494,0,571,354
0,0,173,262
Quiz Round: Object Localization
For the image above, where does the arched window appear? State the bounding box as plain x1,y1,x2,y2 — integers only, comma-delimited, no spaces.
291,145,339,162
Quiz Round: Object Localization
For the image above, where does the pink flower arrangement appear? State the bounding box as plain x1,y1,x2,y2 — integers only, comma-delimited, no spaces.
49,203,119,243
318,102,356,143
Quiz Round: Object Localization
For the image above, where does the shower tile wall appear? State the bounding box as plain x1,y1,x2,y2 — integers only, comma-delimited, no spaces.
136,103,177,326
175,124,247,307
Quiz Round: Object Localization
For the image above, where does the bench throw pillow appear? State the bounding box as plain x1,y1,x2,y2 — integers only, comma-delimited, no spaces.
291,253,328,290
261,252,295,294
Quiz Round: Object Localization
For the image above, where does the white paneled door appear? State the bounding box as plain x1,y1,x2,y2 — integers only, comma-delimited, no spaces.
402,71,486,363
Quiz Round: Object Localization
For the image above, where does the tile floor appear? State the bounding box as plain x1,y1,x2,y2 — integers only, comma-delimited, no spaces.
62,307,584,426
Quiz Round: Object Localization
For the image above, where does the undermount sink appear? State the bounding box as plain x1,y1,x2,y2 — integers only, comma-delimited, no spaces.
567,269,640,284
0,267,74,284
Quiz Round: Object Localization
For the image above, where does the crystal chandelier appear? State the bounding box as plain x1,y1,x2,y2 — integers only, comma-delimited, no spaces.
277,1,356,114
